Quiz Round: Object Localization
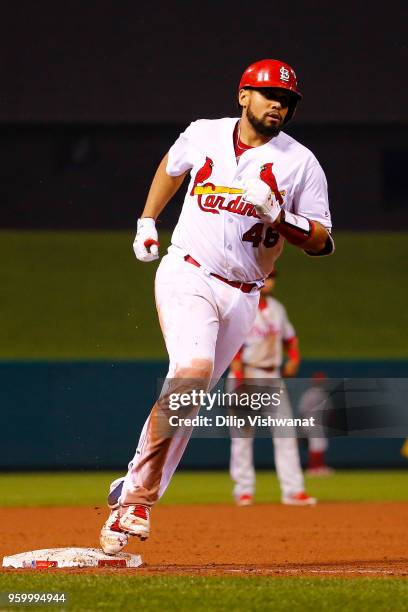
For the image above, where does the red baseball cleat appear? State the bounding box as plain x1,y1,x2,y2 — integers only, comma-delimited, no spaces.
119,505,151,540
281,491,317,506
100,509,129,555
236,493,254,506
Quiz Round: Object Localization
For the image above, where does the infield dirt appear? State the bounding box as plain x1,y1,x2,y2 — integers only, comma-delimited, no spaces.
1,503,407,577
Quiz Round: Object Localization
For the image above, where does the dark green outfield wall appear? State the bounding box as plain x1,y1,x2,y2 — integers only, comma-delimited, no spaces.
1,360,407,470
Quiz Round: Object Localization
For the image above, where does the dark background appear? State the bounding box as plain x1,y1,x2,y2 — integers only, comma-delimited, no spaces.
1,2,407,472
1,0,407,229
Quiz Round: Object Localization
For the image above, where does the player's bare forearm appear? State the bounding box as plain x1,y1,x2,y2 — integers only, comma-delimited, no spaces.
134,155,188,262
141,154,188,220
302,221,330,253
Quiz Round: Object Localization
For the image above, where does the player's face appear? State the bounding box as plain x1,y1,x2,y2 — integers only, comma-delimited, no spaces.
240,88,290,137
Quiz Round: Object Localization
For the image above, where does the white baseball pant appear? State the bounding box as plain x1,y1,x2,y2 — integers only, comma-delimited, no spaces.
229,366,305,499
120,250,260,506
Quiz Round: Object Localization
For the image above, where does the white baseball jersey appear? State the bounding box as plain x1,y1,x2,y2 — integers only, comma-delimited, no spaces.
241,296,295,369
166,118,331,283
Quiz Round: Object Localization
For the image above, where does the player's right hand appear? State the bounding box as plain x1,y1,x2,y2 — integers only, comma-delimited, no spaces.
133,218,160,262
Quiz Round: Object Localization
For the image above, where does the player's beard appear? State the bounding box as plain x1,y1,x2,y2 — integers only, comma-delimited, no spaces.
247,106,281,138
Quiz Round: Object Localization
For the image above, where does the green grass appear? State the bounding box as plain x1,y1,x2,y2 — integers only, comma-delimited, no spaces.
1,470,407,507
1,472,407,611
0,231,407,359
0,575,407,612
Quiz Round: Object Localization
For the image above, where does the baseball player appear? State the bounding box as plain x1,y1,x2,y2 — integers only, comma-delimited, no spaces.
100,58,334,555
229,270,316,506
298,372,334,476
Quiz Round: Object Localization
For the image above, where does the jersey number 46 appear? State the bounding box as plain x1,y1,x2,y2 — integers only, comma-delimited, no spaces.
242,223,279,248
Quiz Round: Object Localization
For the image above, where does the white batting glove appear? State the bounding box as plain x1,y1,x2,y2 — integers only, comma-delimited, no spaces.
242,178,281,223
133,218,160,262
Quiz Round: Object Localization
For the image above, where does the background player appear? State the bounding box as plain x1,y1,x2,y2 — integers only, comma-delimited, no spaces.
100,58,334,555
298,372,334,475
229,270,316,506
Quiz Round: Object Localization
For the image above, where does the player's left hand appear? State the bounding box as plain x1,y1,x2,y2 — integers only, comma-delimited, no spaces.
133,217,160,262
242,178,281,223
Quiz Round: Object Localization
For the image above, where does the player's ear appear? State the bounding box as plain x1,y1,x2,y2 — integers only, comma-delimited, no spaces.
238,88,250,108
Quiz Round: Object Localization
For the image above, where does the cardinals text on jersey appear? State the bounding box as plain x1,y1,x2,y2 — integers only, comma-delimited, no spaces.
167,118,331,283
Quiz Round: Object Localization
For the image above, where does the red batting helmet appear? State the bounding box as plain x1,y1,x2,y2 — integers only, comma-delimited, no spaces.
239,59,302,123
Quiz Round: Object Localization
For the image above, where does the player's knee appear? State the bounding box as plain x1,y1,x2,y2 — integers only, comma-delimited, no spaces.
174,358,213,383
159,359,214,413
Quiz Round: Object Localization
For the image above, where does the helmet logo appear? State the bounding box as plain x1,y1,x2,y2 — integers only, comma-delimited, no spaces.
279,66,290,82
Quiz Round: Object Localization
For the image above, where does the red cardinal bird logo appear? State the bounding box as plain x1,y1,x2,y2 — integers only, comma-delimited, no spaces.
259,163,284,206
191,157,214,195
